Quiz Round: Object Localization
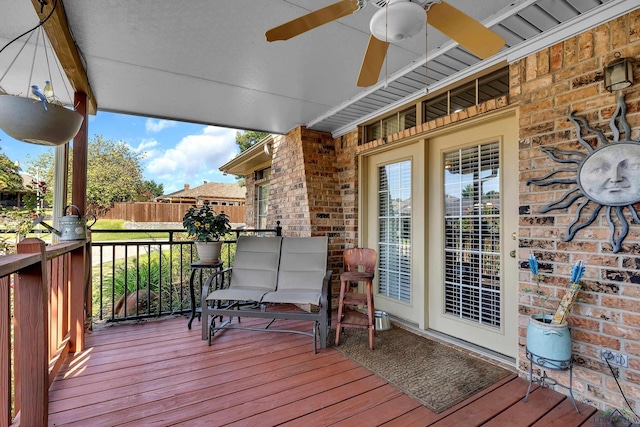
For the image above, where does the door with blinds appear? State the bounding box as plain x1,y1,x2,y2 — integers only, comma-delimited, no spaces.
427,113,518,357
364,142,425,327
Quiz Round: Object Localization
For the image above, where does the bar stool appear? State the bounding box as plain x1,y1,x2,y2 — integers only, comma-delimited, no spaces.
335,247,377,350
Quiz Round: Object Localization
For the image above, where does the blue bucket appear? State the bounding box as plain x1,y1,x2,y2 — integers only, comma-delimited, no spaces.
526,314,571,369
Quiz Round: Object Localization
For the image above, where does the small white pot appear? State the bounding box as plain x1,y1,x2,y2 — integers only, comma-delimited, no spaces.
194,241,222,264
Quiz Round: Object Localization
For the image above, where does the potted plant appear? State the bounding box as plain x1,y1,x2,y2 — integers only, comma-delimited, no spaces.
525,253,585,368
182,202,231,264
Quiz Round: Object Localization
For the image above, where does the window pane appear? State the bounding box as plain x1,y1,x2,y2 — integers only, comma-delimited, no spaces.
382,115,398,136
257,184,269,229
443,142,501,328
478,68,509,104
399,106,416,130
366,121,381,143
449,81,476,112
378,160,411,302
423,93,448,122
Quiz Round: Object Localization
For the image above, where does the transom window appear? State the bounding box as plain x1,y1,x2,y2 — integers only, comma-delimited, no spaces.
424,67,509,122
364,106,416,144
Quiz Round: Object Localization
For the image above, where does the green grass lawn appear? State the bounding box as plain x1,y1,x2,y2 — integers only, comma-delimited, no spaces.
90,219,187,241
21,218,186,242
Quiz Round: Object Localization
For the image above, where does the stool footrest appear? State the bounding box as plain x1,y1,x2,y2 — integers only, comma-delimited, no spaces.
343,293,368,305
341,308,371,327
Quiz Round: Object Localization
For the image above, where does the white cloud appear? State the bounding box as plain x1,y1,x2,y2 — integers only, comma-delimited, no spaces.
122,138,159,160
146,126,239,191
145,119,177,133
129,138,158,153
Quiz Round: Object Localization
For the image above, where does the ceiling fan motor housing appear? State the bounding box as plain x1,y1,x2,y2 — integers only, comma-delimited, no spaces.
369,0,426,42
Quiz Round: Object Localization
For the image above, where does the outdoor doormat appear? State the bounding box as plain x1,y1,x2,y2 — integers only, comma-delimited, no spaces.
331,327,513,413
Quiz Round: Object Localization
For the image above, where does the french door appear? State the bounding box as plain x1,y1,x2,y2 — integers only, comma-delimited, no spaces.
427,113,518,357
364,141,425,327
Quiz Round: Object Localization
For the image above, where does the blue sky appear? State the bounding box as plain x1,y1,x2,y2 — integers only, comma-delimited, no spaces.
0,111,241,194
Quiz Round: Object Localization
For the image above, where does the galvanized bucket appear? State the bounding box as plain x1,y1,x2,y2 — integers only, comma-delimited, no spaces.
59,205,96,241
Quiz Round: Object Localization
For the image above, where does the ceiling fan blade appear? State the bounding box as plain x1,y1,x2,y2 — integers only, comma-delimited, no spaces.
265,0,360,42
357,35,390,87
427,1,505,59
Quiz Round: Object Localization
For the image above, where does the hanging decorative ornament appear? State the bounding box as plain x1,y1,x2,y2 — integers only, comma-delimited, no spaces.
0,0,83,146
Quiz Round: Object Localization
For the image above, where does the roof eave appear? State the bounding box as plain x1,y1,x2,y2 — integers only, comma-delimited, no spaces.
219,135,275,176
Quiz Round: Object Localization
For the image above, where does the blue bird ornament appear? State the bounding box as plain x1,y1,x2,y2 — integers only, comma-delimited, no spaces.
31,85,48,111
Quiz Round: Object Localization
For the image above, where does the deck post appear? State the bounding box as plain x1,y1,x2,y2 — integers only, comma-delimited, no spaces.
15,238,48,427
1,277,10,425
69,90,89,353
70,243,86,352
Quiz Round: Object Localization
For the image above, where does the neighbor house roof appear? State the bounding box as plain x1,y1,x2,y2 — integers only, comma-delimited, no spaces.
158,182,246,203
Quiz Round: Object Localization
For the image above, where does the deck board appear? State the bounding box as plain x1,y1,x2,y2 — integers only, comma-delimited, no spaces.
48,315,599,426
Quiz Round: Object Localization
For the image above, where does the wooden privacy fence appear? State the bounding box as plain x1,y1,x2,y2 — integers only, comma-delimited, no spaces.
101,203,246,224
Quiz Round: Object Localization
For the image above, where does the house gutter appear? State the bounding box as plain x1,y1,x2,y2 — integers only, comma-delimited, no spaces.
219,134,275,176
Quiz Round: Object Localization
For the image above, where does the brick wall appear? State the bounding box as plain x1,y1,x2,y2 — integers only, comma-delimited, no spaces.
240,11,640,413
244,173,257,227
335,131,359,250
515,11,640,411
265,127,344,291
269,127,312,235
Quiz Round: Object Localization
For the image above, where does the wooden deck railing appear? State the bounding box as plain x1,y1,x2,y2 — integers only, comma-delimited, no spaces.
0,238,88,427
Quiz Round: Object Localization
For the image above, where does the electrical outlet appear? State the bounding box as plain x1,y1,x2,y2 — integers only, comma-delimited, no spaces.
601,349,629,367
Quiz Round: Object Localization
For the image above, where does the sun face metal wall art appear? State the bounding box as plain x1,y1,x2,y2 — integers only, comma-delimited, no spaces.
527,94,640,253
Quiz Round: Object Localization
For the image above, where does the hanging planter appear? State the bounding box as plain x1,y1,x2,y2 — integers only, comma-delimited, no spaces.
0,94,83,146
0,4,83,146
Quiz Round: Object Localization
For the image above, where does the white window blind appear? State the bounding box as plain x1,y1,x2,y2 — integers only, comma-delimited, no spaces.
443,142,501,327
378,160,411,302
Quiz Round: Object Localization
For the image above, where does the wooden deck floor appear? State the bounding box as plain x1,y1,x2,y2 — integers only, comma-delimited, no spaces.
49,316,602,426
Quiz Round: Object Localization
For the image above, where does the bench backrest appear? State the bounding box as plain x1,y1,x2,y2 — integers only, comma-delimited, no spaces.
229,236,283,290
277,236,328,291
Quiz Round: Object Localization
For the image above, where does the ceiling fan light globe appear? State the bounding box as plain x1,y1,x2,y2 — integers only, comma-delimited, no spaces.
370,0,426,43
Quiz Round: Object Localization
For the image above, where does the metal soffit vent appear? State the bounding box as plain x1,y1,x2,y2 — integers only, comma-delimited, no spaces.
306,0,613,137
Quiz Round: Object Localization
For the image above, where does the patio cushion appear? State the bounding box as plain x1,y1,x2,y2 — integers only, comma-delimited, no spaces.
208,287,275,303
261,289,322,306
261,236,328,305
206,236,282,302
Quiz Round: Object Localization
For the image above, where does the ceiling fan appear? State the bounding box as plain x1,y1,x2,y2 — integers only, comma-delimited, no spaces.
265,0,505,87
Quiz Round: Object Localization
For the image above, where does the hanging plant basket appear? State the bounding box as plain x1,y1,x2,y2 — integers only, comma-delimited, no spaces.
0,94,83,146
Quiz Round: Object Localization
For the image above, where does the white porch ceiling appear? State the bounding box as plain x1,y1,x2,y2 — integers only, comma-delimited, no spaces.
0,0,635,138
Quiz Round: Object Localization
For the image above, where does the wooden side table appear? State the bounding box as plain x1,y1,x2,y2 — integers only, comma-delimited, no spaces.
187,261,223,332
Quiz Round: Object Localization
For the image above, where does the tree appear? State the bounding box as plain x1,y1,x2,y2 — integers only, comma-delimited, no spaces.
0,150,46,253
31,135,147,211
235,130,269,152
88,136,145,207
139,180,164,201
0,150,24,193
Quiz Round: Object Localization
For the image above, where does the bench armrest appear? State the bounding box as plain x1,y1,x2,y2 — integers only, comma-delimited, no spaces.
201,267,232,306
321,269,333,322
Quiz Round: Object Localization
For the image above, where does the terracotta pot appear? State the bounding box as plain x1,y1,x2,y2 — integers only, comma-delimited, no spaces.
195,241,222,264
0,94,83,146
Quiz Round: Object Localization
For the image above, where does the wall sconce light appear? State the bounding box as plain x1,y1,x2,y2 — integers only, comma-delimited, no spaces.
604,54,634,92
